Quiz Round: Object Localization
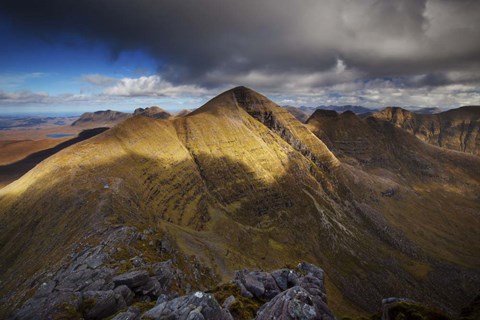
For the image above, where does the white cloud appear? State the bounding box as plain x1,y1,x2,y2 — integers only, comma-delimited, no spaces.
103,75,206,97
1,72,479,112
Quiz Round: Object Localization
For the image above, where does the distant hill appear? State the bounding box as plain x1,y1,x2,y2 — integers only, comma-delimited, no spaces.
372,106,480,155
299,105,378,115
71,110,131,127
282,106,309,123
133,106,172,119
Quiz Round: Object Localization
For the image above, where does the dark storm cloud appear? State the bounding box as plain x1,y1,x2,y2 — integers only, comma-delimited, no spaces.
1,0,479,90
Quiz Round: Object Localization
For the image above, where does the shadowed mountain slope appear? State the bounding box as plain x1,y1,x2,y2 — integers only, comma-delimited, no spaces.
0,87,479,319
371,106,480,155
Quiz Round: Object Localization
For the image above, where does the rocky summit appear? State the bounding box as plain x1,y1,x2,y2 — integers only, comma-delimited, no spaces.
133,107,172,120
0,87,479,320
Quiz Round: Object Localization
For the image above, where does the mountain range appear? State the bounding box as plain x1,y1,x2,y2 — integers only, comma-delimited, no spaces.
372,106,480,156
72,107,191,128
0,87,478,319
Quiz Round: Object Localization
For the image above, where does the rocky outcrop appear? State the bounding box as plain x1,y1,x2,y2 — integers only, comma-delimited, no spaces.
256,286,334,320
234,263,326,302
228,262,333,319
10,227,215,320
142,291,233,320
113,271,150,288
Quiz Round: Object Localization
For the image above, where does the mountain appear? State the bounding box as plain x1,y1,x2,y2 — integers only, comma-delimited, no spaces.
317,105,378,114
405,107,444,114
282,106,309,123
371,106,480,155
299,105,378,116
71,110,132,127
133,106,172,119
0,87,479,319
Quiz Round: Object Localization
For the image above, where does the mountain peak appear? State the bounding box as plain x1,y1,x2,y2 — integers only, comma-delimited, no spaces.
230,85,260,97
133,106,171,120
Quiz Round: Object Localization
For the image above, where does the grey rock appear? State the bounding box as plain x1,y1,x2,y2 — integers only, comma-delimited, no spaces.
130,256,145,268
142,291,232,320
114,285,135,305
255,286,334,320
111,311,140,320
297,262,324,281
151,260,176,288
85,252,107,269
222,295,236,310
83,279,107,292
35,280,56,298
271,269,299,291
186,306,205,320
82,290,127,320
113,270,149,289
134,277,161,298
156,294,169,305
237,281,254,298
297,275,327,303
234,270,281,300
13,290,82,320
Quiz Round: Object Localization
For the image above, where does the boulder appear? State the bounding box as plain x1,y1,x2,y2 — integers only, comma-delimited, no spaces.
271,269,298,291
113,270,149,289
255,286,334,320
297,275,327,303
134,277,161,298
297,262,324,281
234,270,282,299
111,311,140,320
114,285,135,305
142,291,233,320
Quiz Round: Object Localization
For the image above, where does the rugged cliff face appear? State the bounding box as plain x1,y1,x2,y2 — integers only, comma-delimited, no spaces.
371,106,480,156
1,87,479,319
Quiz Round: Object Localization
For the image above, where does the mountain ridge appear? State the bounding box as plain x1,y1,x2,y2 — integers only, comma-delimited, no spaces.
371,106,480,155
0,87,479,319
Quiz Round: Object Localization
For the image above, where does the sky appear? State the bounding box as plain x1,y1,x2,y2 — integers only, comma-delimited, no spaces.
0,0,479,115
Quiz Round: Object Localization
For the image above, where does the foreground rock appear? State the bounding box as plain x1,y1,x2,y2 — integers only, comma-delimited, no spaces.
256,286,334,320
234,262,326,303
142,291,233,320
11,227,214,320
